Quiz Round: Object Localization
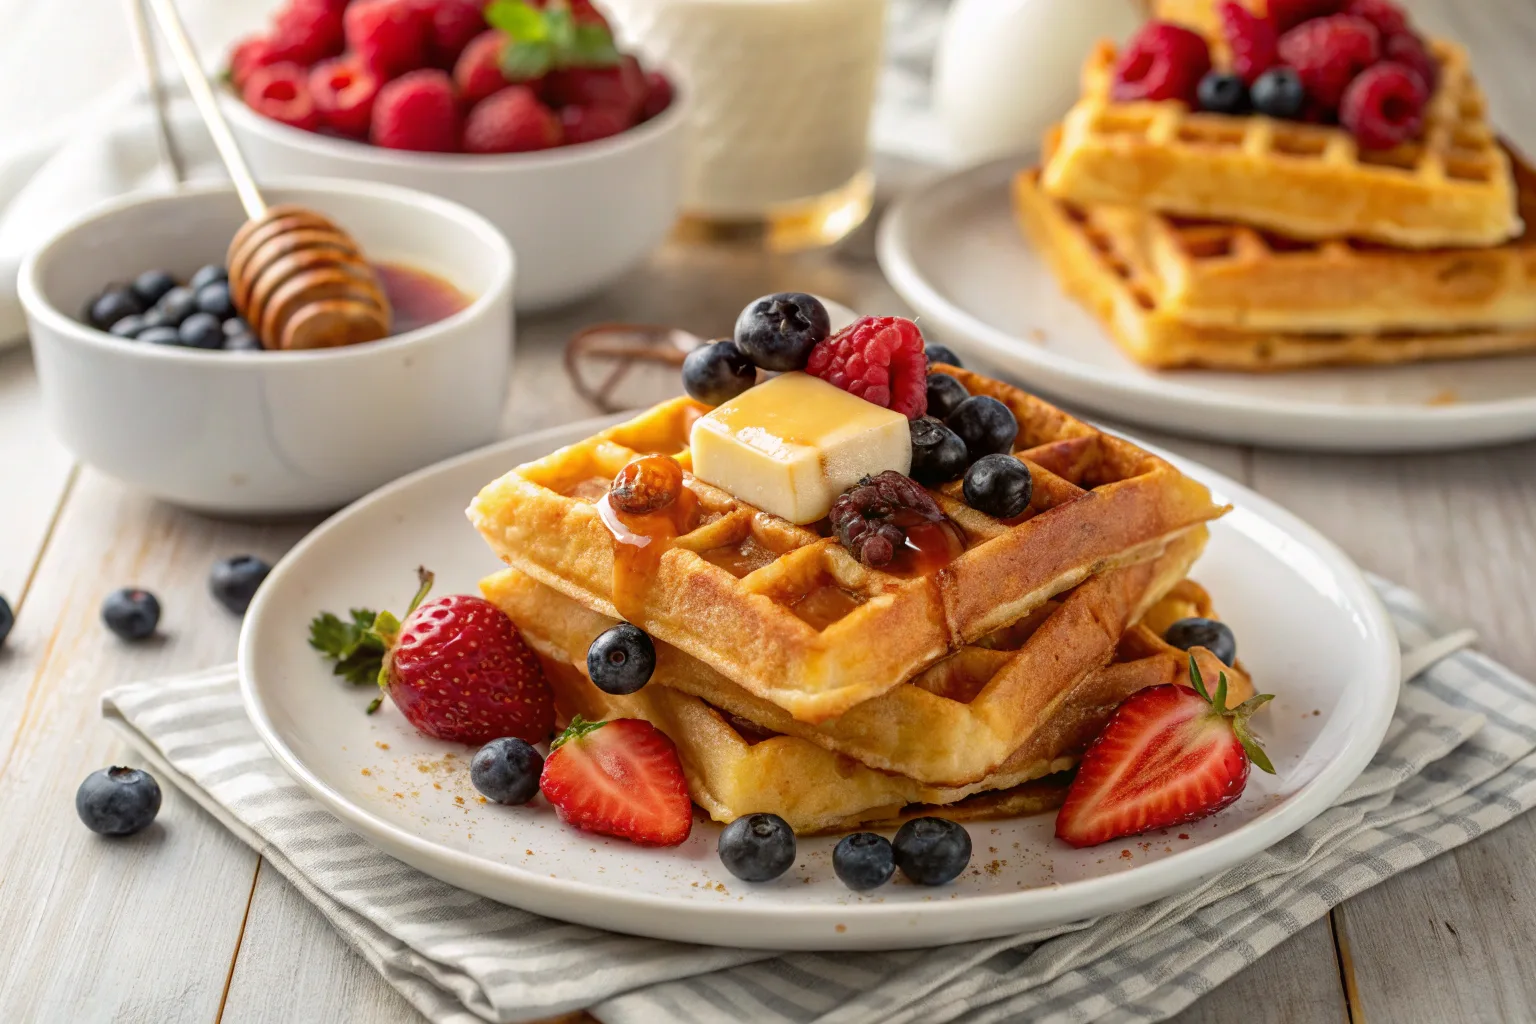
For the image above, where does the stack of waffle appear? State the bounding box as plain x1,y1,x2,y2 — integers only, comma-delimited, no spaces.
1021,4,1536,371
468,368,1256,835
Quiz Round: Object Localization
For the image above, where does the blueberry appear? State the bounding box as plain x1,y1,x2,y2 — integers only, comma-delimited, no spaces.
224,331,263,352
86,288,144,331
892,816,971,885
717,812,796,882
925,373,970,420
178,312,225,350
733,292,830,372
925,343,962,369
131,269,178,307
470,737,544,805
682,339,756,406
195,280,236,319
138,326,183,346
76,766,162,836
223,316,252,338
833,831,895,891
963,454,1033,518
587,623,656,695
1252,67,1307,119
102,588,160,641
209,555,271,614
945,395,1018,457
1163,617,1237,667
0,594,13,647
188,264,228,292
909,417,969,485
109,314,147,339
1197,71,1249,115
140,308,173,330
154,286,197,326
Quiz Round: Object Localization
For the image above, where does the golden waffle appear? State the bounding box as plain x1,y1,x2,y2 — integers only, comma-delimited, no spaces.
469,369,1227,724
1042,40,1520,249
486,567,1255,835
1015,168,1536,370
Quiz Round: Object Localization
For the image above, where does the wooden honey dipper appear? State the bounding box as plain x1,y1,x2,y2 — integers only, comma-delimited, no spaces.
142,0,391,350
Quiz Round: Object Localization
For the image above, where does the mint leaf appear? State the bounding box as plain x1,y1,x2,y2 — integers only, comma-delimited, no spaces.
485,0,549,41
502,39,553,81
568,23,621,68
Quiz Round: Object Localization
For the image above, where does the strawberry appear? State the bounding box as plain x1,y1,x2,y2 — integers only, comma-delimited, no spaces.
1055,656,1274,848
539,716,692,846
308,568,555,745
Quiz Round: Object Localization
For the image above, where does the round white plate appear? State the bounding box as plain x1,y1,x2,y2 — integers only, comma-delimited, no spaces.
878,156,1536,452
241,418,1399,951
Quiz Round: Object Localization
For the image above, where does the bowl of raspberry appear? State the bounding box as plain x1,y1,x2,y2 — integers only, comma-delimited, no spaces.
219,0,687,312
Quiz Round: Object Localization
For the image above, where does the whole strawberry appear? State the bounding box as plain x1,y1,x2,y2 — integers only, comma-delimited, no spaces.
309,568,555,745
539,716,693,846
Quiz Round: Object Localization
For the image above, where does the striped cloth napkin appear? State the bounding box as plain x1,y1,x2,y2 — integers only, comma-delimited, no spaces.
101,577,1536,1024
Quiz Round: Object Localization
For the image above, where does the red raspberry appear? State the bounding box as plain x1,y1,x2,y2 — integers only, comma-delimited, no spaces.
1267,0,1342,33
267,0,345,66
371,69,460,151
345,0,430,80
805,316,929,418
229,35,279,90
1384,32,1438,95
242,63,321,132
1340,61,1426,149
640,71,673,121
463,86,562,153
453,30,511,103
1277,14,1379,111
309,56,381,137
1342,0,1408,37
1217,2,1278,84
542,56,647,118
1110,22,1212,104
422,0,485,68
559,104,632,145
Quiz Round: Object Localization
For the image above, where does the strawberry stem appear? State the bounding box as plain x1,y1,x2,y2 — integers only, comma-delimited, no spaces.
1188,655,1277,775
551,714,607,750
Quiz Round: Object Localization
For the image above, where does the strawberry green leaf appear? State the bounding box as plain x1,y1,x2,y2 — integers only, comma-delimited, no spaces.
551,714,607,750
485,0,550,41
568,23,621,67
1187,655,1211,704
1233,710,1276,774
1211,668,1229,714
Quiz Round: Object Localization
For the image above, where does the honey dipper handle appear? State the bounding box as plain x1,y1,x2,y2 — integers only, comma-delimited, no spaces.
142,0,267,220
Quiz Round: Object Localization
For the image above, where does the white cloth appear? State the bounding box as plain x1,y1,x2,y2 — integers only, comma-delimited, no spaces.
100,577,1536,1024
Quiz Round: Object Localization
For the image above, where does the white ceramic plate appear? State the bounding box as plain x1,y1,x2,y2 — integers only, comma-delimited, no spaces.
877,156,1536,452
241,418,1399,951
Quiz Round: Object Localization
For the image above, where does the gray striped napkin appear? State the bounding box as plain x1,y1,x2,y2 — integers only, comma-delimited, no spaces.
101,577,1536,1024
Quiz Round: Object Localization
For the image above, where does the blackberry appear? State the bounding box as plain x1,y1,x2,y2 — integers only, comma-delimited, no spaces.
830,471,950,568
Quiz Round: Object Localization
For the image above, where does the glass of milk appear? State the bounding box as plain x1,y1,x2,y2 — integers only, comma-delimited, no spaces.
603,0,887,250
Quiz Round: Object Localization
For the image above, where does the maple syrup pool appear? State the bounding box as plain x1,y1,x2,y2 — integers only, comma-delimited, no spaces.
375,261,473,336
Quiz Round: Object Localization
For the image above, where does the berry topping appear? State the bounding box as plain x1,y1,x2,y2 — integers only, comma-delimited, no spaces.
308,569,556,744
962,454,1033,519
586,623,656,695
424,0,486,68
1383,31,1438,95
131,269,177,308
470,736,544,805
945,395,1018,457
209,555,272,615
1343,0,1408,38
102,588,160,641
539,716,692,846
345,0,430,80
1197,71,1250,114
1277,14,1380,111
1251,66,1309,118
641,71,674,121
1055,658,1274,847
1216,1,1278,84
0,594,12,648
733,292,830,372
86,287,144,331
924,342,962,369
908,417,969,485
559,104,634,145
1163,617,1238,667
805,315,929,418
1268,0,1344,33
925,373,970,420
892,817,971,885
372,69,460,151
242,62,321,132
179,312,225,350
1110,21,1211,104
718,812,796,882
268,0,345,67
682,339,756,406
76,767,162,837
463,85,562,153
830,471,954,569
309,56,381,138
1341,62,1426,148
542,59,648,121
609,455,683,515
833,831,895,891
455,31,513,105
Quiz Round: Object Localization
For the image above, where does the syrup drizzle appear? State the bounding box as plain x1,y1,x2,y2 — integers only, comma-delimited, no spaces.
594,478,699,623
888,520,966,578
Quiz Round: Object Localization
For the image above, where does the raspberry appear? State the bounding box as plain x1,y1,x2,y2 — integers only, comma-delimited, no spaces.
345,0,430,80
1217,2,1278,84
559,104,632,145
462,86,562,153
453,30,510,103
829,472,952,569
267,0,345,66
423,0,485,68
805,315,929,418
242,63,321,132
1267,0,1342,33
641,71,674,121
229,35,279,90
1340,61,1426,149
1342,0,1408,37
371,69,460,151
542,57,648,118
1277,14,1379,111
309,56,381,137
1384,32,1438,95
1110,22,1212,104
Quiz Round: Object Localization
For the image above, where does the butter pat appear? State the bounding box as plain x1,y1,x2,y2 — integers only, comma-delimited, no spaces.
690,373,912,524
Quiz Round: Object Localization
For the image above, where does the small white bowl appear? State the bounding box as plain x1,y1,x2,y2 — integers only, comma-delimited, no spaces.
221,87,689,312
20,178,515,516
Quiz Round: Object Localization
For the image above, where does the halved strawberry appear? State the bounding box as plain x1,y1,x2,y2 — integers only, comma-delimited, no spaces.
539,716,692,846
1055,657,1274,848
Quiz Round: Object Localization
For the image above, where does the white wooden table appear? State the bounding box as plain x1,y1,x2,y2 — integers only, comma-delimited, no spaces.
4,2,1536,1021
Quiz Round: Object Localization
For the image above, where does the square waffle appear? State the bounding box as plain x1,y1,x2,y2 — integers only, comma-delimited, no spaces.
469,368,1227,724
1042,39,1521,249
484,566,1255,835
1015,167,1536,370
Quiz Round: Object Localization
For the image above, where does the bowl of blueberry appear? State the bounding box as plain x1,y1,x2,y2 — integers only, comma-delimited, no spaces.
19,177,514,515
